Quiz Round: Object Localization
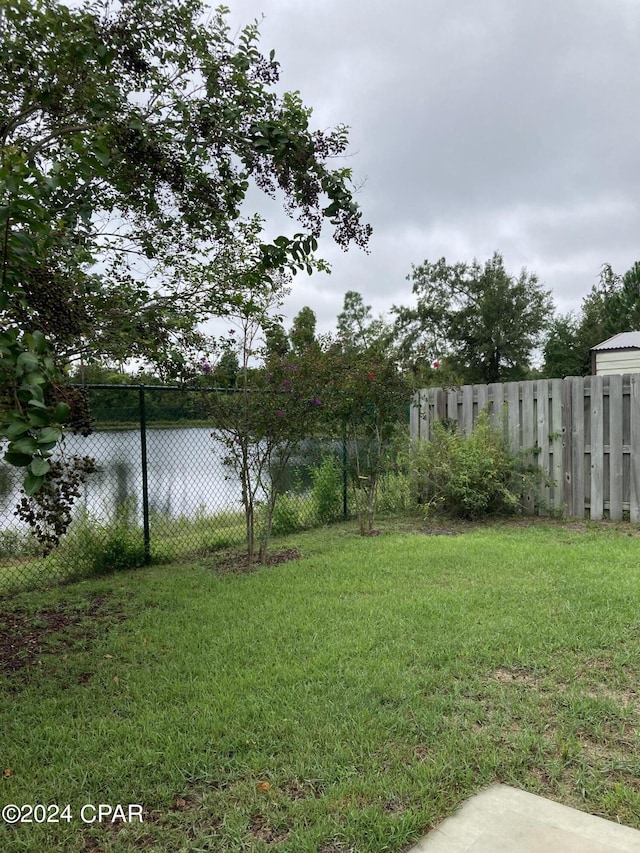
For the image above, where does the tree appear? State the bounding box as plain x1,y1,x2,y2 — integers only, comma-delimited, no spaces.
289,306,318,354
336,290,389,353
541,262,640,377
541,315,584,378
0,0,371,492
263,320,289,360
320,343,410,534
204,285,323,562
393,252,554,384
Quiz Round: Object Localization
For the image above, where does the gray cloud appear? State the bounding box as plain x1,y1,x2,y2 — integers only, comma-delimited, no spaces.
227,0,640,334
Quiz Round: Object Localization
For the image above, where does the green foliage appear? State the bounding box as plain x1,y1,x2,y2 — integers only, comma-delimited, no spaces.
541,314,585,378
336,290,390,353
393,252,554,383
206,288,326,562
322,349,411,533
0,528,41,560
0,328,68,492
289,306,318,354
1,0,371,490
541,261,640,378
411,413,540,519
269,492,310,536
377,469,413,515
311,454,344,523
61,506,145,578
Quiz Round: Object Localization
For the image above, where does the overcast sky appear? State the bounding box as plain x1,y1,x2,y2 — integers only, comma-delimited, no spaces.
223,0,640,338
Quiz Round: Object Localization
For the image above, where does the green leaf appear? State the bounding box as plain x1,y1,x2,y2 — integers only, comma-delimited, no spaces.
53,402,70,422
37,427,62,445
27,410,50,427
4,451,33,467
36,441,59,453
2,421,31,440
24,471,46,496
29,457,51,477
16,351,40,370
32,331,47,354
26,397,48,409
11,232,35,251
11,436,39,455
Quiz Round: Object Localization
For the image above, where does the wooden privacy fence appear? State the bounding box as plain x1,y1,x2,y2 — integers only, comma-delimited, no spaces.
410,375,640,520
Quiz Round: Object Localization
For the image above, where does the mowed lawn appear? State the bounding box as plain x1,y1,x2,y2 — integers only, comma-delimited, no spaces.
2,521,640,852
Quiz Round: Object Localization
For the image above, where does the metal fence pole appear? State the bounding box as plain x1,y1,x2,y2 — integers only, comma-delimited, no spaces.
139,384,151,564
342,422,348,519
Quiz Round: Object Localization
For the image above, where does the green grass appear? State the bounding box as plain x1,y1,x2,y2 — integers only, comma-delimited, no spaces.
0,508,249,596
2,520,640,851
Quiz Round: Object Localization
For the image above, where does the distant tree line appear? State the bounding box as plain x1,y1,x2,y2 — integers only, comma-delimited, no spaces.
80,253,640,413
326,253,640,386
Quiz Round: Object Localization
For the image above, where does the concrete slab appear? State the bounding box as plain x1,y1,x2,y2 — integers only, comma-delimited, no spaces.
407,785,640,853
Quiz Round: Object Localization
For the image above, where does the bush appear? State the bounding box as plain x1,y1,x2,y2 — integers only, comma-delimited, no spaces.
412,413,542,519
0,528,42,559
377,469,413,515
61,504,146,578
270,492,304,536
310,455,344,523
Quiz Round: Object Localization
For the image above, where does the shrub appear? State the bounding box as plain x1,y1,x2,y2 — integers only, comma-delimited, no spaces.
411,413,543,518
310,455,344,523
377,469,413,515
270,492,304,536
61,504,145,578
0,528,42,559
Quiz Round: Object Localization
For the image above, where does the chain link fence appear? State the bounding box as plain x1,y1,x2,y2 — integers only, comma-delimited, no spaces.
0,385,348,597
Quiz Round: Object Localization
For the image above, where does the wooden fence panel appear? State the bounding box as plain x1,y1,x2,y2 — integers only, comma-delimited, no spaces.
462,385,474,436
506,382,520,454
476,384,488,415
410,373,640,521
571,377,586,518
630,375,640,522
488,382,504,430
447,388,458,422
590,375,604,520
550,379,564,512
419,389,429,440
537,380,550,514
434,387,446,422
609,374,623,520
521,382,536,514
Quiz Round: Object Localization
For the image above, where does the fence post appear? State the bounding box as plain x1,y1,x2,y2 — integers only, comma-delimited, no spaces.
139,384,151,564
342,421,348,519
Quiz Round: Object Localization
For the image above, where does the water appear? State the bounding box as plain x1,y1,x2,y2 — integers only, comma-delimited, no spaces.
0,428,246,529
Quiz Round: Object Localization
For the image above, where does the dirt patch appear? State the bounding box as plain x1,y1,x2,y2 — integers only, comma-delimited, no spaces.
382,798,406,814
249,814,288,845
0,594,126,676
582,683,639,708
490,667,541,688
212,548,302,576
281,777,324,800
418,526,467,536
411,744,431,763
171,777,230,813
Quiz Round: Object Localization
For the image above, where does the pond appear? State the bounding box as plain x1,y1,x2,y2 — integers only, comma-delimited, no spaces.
0,428,244,529
0,428,336,530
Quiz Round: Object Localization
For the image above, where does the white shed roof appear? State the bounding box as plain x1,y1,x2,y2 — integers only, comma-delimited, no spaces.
591,331,640,351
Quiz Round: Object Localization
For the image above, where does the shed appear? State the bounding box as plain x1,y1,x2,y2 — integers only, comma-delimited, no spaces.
591,331,640,375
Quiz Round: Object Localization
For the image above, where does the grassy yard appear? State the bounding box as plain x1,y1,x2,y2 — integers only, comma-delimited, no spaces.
1,519,640,851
